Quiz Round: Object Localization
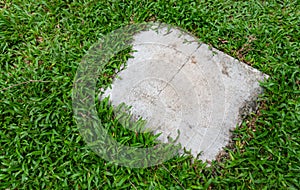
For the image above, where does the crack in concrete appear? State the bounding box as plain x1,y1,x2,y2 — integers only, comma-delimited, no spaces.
157,44,202,97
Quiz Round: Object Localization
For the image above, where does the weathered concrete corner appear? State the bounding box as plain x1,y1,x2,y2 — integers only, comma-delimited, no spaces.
102,25,268,162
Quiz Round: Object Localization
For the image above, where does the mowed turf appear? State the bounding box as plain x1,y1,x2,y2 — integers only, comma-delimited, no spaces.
0,0,299,189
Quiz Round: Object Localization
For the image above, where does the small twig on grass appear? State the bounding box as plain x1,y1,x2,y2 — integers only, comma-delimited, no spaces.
162,164,186,190
0,80,55,92
129,180,137,190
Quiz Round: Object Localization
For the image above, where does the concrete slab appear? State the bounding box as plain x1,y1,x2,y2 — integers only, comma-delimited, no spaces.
101,25,268,162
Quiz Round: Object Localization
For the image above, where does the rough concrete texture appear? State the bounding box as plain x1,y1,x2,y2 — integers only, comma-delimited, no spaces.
102,25,268,162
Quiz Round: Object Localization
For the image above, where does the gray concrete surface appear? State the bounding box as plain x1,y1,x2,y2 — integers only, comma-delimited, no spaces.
101,25,268,162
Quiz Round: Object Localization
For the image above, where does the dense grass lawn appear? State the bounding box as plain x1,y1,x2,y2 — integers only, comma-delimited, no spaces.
1,0,299,189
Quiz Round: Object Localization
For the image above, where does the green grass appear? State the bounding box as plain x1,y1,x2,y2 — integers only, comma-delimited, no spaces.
0,0,299,189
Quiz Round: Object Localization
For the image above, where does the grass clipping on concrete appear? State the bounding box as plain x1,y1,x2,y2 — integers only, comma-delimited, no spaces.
0,0,299,189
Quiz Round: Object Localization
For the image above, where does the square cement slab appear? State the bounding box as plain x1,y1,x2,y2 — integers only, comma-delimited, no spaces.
101,24,268,162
